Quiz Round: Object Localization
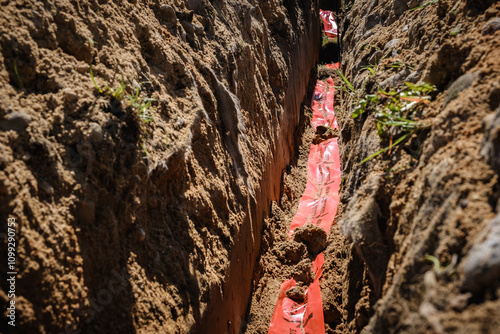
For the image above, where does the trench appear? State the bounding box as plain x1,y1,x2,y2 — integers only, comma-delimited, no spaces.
231,3,342,333
196,4,344,333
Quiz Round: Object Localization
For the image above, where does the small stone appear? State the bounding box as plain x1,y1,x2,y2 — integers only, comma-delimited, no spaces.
407,0,422,10
193,23,204,35
403,24,409,32
40,181,54,195
406,70,421,83
384,38,400,50
187,0,203,12
160,4,177,24
463,213,500,293
62,88,78,102
443,72,479,107
89,122,103,143
449,293,472,311
482,18,500,35
0,112,32,131
175,117,186,129
480,106,500,173
137,227,146,242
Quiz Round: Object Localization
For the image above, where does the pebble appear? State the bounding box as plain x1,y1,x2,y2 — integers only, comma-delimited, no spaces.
62,88,78,102
405,70,420,83
137,228,146,242
160,4,177,24
89,122,104,143
482,18,500,35
384,38,399,50
0,112,32,131
480,106,500,173
463,213,500,293
443,72,479,107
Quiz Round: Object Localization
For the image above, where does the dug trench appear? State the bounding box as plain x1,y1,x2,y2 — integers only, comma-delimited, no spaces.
1,1,500,334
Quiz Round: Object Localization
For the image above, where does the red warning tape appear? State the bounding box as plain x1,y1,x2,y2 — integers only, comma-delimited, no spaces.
319,10,338,39
268,74,341,334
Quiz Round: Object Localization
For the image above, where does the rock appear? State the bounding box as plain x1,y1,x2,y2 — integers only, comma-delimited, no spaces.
480,106,500,173
369,50,384,65
392,0,407,17
463,213,500,293
405,70,421,83
193,23,204,35
443,72,479,107
380,68,411,88
291,224,327,255
407,0,423,10
89,122,103,143
137,227,146,242
449,293,472,311
160,4,177,24
384,38,399,50
365,12,381,30
181,21,194,35
40,181,54,195
482,18,500,35
0,112,32,131
62,88,78,102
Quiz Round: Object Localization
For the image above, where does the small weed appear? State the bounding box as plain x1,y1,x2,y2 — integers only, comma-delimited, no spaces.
425,255,443,272
410,0,439,11
89,64,104,94
359,82,436,163
334,69,355,95
13,60,23,89
87,37,97,45
360,65,377,76
90,65,156,123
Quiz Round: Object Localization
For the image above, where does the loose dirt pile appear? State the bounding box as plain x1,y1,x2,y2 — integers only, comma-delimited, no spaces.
0,0,319,333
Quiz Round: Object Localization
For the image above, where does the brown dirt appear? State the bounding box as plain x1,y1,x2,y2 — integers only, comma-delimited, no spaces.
0,0,320,333
325,0,500,333
1,0,500,333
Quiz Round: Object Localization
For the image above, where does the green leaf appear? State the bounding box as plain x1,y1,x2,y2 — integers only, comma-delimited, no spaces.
361,132,411,164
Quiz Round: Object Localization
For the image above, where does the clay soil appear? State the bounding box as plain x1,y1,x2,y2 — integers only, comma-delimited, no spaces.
1,0,500,333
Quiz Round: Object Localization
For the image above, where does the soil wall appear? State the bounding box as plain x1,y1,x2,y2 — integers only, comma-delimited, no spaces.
0,1,319,333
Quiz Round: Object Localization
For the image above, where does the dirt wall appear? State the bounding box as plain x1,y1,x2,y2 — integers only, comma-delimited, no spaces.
322,0,500,333
0,0,319,333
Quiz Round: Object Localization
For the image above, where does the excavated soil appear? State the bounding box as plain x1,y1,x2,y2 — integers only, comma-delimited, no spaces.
1,0,500,333
0,0,319,333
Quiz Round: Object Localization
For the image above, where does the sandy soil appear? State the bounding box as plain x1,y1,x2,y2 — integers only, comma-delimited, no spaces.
0,0,319,333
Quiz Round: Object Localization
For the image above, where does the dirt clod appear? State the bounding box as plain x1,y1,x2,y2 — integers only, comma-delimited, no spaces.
291,224,328,256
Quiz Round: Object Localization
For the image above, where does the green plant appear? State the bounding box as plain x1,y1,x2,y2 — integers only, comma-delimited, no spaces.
89,65,156,123
127,86,155,123
424,255,443,272
359,82,436,163
13,60,23,89
410,0,439,11
334,69,355,95
89,64,104,94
